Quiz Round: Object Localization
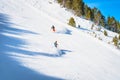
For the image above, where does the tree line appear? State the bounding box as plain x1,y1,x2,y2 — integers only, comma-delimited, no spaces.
57,0,120,33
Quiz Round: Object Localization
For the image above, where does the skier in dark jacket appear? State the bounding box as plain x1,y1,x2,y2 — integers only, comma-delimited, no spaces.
54,41,58,48
91,24,94,30
78,25,80,28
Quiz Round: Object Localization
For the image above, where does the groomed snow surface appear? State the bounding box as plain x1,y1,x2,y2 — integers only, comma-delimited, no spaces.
0,0,120,80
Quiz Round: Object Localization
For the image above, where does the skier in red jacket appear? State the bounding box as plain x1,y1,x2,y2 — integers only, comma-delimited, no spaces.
51,25,56,32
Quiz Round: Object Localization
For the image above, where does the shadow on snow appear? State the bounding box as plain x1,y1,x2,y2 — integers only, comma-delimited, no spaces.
0,13,62,80
78,27,91,32
35,49,72,57
56,29,72,35
60,49,72,55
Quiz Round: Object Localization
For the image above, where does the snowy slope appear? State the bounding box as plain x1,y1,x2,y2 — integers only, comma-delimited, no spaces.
0,0,120,80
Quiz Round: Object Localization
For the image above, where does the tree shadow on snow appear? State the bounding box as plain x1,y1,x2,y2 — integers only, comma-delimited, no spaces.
57,29,72,35
78,27,91,32
0,13,62,80
64,29,72,35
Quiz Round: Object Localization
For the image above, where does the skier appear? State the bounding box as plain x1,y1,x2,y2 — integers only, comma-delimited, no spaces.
51,25,56,32
91,24,94,30
54,41,62,56
78,25,80,28
54,41,58,48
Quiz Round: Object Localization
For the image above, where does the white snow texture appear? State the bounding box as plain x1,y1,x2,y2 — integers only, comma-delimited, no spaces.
0,0,120,80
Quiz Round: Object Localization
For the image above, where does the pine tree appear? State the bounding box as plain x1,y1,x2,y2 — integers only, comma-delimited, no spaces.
113,20,117,32
94,10,102,25
111,17,117,32
107,16,111,27
100,15,106,27
116,21,120,33
68,17,76,27
107,16,112,30
104,30,108,36
118,34,120,40
57,0,63,5
113,36,118,46
91,8,95,21
72,0,84,16
107,16,117,32
117,22,120,33
92,7,98,23
85,7,92,20
84,4,88,17
65,0,73,9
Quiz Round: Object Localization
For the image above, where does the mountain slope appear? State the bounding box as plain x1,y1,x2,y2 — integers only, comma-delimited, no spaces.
0,0,120,80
